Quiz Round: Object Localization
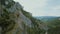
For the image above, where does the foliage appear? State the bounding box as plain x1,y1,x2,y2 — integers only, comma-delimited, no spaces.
21,9,45,34
1,0,60,34
47,17,60,34
0,8,16,34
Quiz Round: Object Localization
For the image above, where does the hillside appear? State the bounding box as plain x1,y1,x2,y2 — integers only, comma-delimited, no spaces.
0,0,46,34
1,0,60,34
35,16,60,34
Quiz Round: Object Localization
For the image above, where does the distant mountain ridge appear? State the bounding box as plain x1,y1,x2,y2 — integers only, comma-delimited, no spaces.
35,16,60,23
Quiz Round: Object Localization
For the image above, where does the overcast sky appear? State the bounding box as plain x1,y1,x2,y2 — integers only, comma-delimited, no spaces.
14,0,60,16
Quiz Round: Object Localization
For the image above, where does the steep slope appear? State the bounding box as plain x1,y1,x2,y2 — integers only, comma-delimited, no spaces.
0,0,32,34
0,0,47,34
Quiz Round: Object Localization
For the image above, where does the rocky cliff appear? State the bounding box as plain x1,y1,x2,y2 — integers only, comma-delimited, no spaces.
0,0,46,34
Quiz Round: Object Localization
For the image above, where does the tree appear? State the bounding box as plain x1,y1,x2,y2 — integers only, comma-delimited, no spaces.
48,17,60,34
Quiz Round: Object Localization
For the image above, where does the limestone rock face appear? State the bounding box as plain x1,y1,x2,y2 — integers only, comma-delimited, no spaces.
0,0,32,34
0,0,46,34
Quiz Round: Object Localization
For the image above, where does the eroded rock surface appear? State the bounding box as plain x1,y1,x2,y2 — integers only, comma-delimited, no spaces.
0,0,32,34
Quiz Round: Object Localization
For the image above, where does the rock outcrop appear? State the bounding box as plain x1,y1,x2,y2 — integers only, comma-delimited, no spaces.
0,0,46,34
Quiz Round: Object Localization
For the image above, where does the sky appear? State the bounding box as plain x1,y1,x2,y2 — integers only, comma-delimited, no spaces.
14,0,60,16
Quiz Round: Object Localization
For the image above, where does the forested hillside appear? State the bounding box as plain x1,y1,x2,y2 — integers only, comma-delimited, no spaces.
36,16,60,34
